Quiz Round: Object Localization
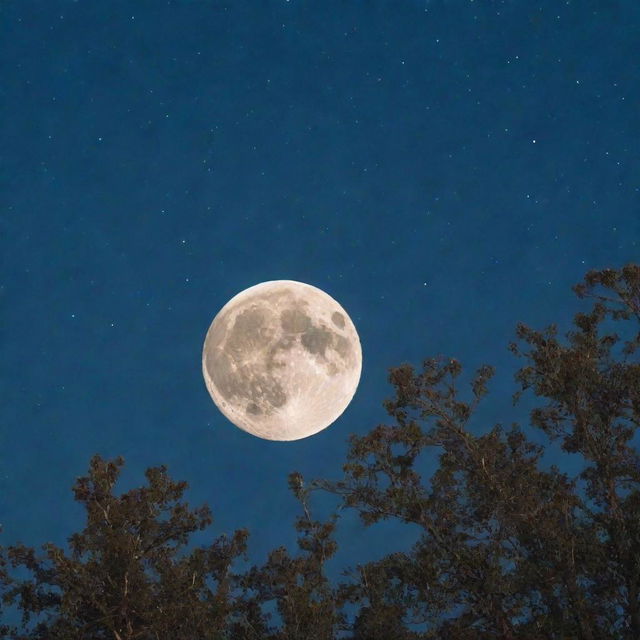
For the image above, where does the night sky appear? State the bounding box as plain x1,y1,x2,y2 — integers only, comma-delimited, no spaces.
2,0,639,620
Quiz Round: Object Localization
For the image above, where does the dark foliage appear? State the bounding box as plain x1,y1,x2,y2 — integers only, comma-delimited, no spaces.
1,263,638,639
0,458,249,639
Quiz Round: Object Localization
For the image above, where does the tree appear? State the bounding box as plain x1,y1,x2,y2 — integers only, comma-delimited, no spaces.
228,473,346,640
2,263,639,639
0,456,249,639
296,263,639,638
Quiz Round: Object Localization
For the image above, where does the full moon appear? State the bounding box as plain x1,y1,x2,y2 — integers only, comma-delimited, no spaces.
202,280,362,441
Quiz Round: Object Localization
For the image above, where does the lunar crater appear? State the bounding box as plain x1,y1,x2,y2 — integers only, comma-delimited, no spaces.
331,312,345,328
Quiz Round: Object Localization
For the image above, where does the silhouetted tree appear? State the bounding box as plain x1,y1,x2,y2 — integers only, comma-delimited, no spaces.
228,473,346,640
0,456,249,639
1,263,638,639
300,263,639,638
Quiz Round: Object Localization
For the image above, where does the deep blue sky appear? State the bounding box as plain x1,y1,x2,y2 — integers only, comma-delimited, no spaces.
2,0,639,611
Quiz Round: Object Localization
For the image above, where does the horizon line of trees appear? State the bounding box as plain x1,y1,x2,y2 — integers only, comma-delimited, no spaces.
1,263,639,639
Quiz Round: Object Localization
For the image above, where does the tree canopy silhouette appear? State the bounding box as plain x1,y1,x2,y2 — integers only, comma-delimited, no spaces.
1,263,638,639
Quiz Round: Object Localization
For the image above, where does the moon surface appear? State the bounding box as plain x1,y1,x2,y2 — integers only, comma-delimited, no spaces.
202,280,362,441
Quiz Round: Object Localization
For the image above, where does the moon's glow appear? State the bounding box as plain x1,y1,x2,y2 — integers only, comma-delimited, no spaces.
202,280,362,440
